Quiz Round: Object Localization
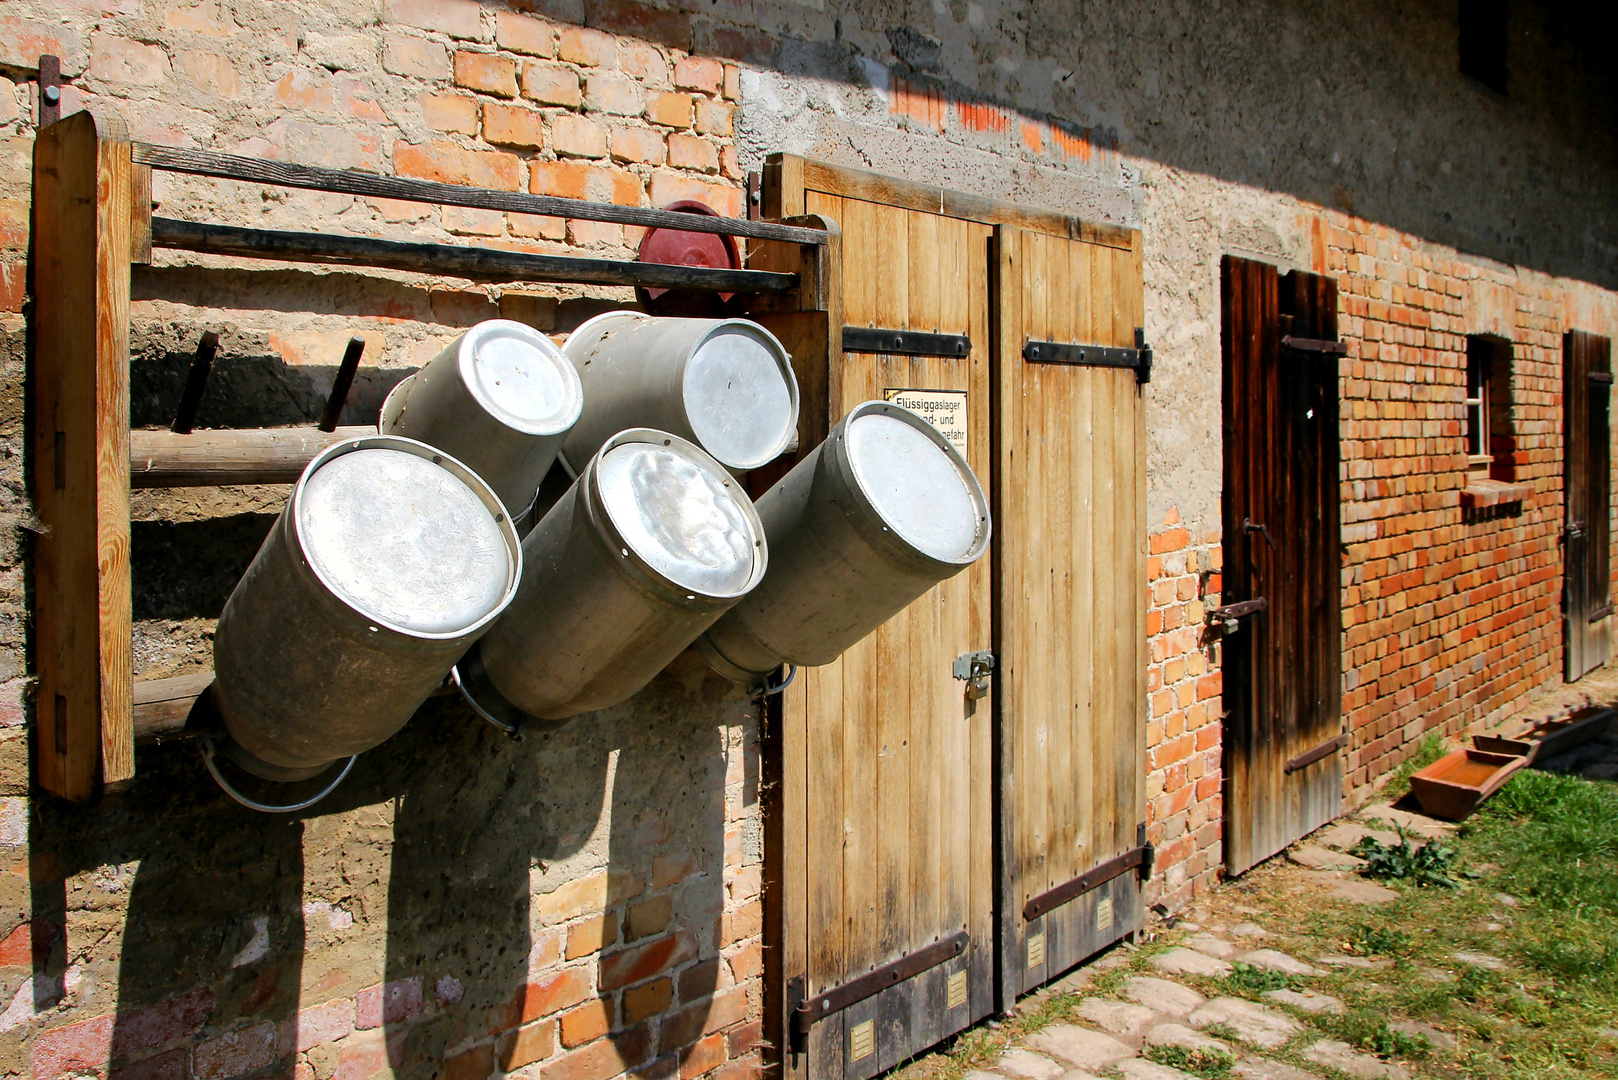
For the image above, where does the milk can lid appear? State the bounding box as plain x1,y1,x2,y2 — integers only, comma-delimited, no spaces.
846,411,986,564
463,320,583,436
683,324,796,471
298,447,515,634
596,439,761,597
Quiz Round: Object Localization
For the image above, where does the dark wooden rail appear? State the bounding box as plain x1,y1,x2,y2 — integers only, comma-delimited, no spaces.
150,218,799,292
134,143,828,246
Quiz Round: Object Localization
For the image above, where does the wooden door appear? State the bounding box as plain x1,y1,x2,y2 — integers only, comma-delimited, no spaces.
1563,330,1612,681
993,226,1148,1003
1220,257,1344,877
765,166,996,1080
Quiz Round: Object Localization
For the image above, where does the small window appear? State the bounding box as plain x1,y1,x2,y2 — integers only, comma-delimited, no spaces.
1466,335,1516,479
1460,0,1509,95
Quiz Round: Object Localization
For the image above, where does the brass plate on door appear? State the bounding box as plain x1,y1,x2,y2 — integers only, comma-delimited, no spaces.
849,1020,875,1061
1096,896,1114,932
1027,932,1045,968
947,970,968,1009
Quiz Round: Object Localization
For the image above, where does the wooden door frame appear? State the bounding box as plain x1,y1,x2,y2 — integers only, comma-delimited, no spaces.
1563,330,1613,681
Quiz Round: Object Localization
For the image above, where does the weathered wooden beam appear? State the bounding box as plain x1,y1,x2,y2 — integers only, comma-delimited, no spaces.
130,426,373,487
33,110,136,798
150,217,801,293
133,142,829,246
133,672,213,744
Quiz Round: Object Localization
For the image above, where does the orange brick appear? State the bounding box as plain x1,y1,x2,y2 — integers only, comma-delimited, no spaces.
622,978,673,1024
566,912,620,960
488,968,592,1033
620,41,669,84
725,942,762,983
455,50,518,97
626,896,673,941
680,1034,726,1080
645,91,693,129
586,72,645,116
521,61,581,107
723,63,739,101
720,144,741,180
552,114,608,158
559,26,617,67
544,1039,630,1080
496,11,555,57
483,102,544,148
674,56,722,94
714,1053,762,1080
394,139,521,189
667,133,718,172
0,263,24,312
445,1043,496,1080
531,160,592,199
497,1022,554,1072
560,999,614,1047
694,99,732,136
419,91,478,134
611,125,667,165
600,931,697,991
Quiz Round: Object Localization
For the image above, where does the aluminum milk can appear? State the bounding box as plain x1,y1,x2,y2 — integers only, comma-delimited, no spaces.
698,400,991,681
561,312,799,474
457,428,767,725
380,319,583,518
212,435,522,779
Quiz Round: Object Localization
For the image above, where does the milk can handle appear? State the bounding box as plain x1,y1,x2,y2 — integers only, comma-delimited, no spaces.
201,735,357,813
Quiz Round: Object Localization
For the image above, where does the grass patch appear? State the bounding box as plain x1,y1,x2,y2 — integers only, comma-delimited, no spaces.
1222,961,1296,994
1144,1043,1235,1077
1347,922,1413,956
1324,1009,1432,1059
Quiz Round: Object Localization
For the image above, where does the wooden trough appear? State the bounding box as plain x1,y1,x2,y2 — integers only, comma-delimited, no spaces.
1409,748,1528,821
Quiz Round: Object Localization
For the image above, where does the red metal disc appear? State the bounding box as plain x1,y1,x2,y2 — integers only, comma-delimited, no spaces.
637,200,740,303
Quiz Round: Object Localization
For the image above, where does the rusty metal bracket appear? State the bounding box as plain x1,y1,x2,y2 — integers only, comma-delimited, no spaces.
38,55,62,127
1207,597,1267,621
792,931,968,1037
1589,370,1614,384
1023,844,1154,921
845,326,970,358
1589,603,1614,624
1284,733,1347,775
1280,334,1348,356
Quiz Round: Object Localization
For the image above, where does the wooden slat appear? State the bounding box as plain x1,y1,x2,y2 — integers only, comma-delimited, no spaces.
32,110,136,799
135,142,827,245
130,426,372,487
133,672,213,743
151,217,797,293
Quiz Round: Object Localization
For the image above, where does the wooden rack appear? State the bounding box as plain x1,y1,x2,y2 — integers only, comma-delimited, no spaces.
32,110,840,801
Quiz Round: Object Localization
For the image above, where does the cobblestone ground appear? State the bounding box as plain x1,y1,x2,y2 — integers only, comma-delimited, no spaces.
897,676,1618,1080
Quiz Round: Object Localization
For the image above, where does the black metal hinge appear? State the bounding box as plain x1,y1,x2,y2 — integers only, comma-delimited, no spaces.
792,931,968,1037
1022,843,1154,921
844,326,970,358
1023,326,1152,384
1589,370,1614,384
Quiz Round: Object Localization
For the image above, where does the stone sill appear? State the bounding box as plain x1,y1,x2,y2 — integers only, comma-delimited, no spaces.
1460,479,1533,509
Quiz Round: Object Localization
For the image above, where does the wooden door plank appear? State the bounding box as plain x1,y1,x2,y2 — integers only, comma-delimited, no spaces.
32,110,136,800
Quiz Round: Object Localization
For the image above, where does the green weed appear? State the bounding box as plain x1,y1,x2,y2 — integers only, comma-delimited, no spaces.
1352,827,1460,887
1348,922,1413,956
1383,732,1448,800
1221,961,1296,994
1144,1043,1236,1077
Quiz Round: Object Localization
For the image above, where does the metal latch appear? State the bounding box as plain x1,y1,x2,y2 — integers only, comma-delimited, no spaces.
953,650,995,699
1206,597,1267,634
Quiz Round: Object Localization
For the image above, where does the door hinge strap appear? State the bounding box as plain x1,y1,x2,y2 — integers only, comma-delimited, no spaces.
1022,844,1154,921
1589,370,1614,384
1024,327,1152,384
792,930,969,1036
1284,733,1347,775
844,325,970,358
1589,603,1614,624
1207,597,1267,621
1280,335,1348,356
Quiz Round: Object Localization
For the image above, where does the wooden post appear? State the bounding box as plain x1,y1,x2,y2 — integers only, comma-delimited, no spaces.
32,110,136,800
